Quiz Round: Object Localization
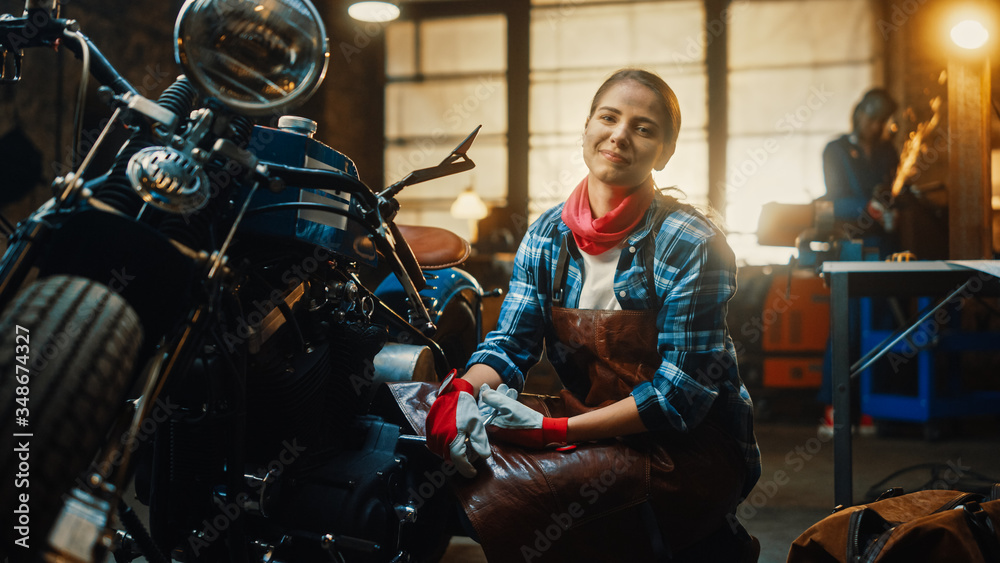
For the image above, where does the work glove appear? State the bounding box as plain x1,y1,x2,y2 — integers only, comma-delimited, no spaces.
479,387,569,449
478,383,518,419
425,370,491,477
866,198,896,232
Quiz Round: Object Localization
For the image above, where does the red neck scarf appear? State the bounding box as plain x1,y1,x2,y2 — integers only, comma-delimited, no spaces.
561,177,653,255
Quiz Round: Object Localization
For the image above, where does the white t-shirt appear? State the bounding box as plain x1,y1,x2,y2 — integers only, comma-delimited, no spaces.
577,245,622,311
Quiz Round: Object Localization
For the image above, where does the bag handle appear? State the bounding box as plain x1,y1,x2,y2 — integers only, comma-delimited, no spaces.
846,508,893,562
963,501,1000,562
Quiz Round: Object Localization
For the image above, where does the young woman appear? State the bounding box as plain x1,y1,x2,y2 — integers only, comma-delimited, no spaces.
399,68,761,562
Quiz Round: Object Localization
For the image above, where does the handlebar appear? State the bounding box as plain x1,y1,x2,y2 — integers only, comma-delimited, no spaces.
0,10,136,96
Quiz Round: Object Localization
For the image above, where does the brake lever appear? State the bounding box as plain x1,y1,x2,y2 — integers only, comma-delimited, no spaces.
0,44,21,82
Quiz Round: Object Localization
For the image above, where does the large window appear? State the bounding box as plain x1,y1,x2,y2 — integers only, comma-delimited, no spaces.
384,0,878,265
725,0,876,264
529,1,708,219
385,15,509,239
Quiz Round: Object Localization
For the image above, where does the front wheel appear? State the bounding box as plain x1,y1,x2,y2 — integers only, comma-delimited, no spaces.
0,275,143,559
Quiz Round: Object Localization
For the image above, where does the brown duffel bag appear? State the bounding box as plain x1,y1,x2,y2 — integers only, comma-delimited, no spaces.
787,485,1000,562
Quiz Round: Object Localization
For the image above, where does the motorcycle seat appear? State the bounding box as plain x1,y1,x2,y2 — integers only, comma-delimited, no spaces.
396,225,471,270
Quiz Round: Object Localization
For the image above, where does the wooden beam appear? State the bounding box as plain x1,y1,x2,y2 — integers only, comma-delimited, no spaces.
705,0,729,219
947,56,992,259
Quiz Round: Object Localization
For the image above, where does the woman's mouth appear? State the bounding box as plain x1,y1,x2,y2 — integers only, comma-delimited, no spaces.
600,150,628,164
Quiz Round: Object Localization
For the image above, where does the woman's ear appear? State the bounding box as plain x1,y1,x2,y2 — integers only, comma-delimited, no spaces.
654,142,676,171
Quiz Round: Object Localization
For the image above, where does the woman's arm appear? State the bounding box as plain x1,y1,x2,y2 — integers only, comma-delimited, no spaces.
461,363,504,398
566,396,648,442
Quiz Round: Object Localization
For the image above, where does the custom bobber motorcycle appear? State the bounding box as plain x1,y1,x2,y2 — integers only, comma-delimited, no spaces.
0,1,490,561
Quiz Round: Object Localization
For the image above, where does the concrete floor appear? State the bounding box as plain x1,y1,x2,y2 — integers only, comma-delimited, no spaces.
439,417,1000,563
108,408,1000,563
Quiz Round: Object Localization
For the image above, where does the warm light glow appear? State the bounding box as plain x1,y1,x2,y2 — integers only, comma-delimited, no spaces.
348,1,400,23
951,19,990,50
450,188,488,220
451,187,488,243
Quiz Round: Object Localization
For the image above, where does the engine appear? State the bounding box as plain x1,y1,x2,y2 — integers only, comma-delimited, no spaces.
134,262,447,561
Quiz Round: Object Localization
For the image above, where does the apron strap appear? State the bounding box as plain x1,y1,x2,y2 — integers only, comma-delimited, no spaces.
552,231,573,307
555,195,677,309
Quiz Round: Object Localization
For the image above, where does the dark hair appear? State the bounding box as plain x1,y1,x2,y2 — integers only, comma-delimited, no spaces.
852,88,897,130
588,68,681,147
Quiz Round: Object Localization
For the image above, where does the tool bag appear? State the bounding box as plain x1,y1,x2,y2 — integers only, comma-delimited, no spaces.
787,484,1000,562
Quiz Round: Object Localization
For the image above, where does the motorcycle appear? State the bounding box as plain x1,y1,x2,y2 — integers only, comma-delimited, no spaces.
0,1,492,561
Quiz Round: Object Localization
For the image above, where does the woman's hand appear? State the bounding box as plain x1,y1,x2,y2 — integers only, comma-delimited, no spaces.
479,388,568,448
481,391,650,447
424,371,491,477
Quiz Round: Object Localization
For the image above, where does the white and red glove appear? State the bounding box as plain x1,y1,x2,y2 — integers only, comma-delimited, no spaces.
479,387,569,449
866,199,896,232
425,371,491,477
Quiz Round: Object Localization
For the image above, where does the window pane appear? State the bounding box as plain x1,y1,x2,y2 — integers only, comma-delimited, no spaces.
533,0,633,5
660,136,709,207
529,0,709,225
726,133,831,232
729,65,872,136
531,68,706,135
386,78,507,139
387,138,507,203
531,2,704,71
729,0,873,70
386,21,416,77
527,135,709,220
421,16,507,75
727,0,875,265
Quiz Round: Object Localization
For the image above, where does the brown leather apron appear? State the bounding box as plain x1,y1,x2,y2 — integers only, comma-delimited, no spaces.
389,239,746,562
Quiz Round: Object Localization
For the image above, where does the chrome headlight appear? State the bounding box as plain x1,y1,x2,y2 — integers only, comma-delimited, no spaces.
174,0,329,116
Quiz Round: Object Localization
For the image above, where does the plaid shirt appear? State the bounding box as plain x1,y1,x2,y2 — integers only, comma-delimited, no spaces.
468,191,761,497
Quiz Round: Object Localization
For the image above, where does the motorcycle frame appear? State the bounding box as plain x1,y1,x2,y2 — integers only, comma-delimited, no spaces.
0,5,485,559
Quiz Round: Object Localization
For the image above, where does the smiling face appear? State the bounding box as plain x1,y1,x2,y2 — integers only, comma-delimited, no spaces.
583,79,676,195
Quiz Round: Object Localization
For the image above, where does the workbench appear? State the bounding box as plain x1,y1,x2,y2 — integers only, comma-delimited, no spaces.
821,260,1000,507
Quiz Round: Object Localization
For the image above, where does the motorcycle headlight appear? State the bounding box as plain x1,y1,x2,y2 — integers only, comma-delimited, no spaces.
174,0,329,116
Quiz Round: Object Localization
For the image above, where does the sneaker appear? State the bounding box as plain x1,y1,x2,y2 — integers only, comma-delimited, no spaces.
817,405,834,439
818,405,877,438
858,414,876,437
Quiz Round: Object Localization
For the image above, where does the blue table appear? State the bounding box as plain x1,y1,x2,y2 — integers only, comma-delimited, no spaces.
822,260,1000,507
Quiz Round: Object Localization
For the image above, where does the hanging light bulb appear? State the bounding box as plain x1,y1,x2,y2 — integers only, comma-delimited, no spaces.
950,19,990,50
348,1,400,23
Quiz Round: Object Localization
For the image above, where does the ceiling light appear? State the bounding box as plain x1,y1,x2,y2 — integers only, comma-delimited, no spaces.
349,1,400,23
950,19,990,50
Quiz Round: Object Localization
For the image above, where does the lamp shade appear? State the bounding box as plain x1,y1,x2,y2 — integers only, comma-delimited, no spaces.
348,1,400,23
450,188,488,220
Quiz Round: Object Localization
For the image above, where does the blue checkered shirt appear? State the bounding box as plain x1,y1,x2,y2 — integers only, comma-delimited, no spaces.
468,191,761,497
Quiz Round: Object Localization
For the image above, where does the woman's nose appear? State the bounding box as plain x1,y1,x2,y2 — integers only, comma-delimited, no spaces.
609,124,629,146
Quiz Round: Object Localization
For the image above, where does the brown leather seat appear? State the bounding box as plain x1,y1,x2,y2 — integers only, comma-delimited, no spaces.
396,225,471,270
